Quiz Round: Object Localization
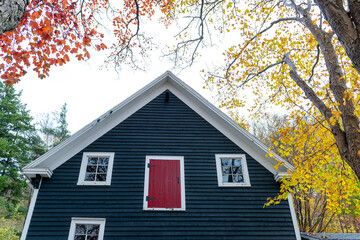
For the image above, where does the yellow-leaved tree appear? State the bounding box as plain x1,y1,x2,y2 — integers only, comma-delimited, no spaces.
165,0,360,231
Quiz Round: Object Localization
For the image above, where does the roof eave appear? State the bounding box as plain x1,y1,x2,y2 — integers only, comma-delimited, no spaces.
23,168,53,179
23,71,293,176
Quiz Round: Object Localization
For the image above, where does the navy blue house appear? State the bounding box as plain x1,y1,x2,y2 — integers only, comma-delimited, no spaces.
22,72,300,240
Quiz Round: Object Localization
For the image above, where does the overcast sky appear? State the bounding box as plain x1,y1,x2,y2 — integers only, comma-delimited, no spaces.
14,41,217,133
12,9,244,134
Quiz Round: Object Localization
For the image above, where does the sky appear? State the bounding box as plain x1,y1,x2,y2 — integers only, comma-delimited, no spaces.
14,36,218,134
12,6,246,134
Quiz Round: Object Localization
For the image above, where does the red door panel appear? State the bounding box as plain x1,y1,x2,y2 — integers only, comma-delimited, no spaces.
148,159,181,208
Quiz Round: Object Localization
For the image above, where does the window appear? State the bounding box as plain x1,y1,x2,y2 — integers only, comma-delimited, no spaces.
68,218,105,240
215,154,251,187
77,152,115,186
143,156,186,211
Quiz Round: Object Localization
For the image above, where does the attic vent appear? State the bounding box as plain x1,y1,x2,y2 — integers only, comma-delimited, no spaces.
165,91,169,102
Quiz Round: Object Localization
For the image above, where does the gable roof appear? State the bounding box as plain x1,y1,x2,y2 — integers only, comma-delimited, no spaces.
23,71,293,179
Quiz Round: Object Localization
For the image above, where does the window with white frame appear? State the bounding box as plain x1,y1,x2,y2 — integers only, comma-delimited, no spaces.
215,154,251,187
77,152,115,185
68,218,105,240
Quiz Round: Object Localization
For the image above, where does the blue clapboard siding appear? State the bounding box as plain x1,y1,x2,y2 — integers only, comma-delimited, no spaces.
27,90,297,240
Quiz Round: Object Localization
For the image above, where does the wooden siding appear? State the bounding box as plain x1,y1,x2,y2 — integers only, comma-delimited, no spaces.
26,90,296,240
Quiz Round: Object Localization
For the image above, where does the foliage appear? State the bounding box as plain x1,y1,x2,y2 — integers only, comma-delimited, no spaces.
2,0,360,232
0,81,36,206
0,227,20,240
0,86,71,238
36,103,71,151
54,103,71,145
161,0,360,185
251,113,360,232
0,0,174,84
0,197,29,240
162,0,360,219
271,113,360,231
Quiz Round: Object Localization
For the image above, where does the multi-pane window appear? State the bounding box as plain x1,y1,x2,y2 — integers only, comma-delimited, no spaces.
215,154,251,187
74,224,100,240
85,156,109,182
78,152,115,186
68,218,105,240
221,158,244,183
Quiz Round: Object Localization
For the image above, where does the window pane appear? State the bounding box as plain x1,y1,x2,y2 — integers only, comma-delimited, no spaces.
88,157,98,164
221,158,231,166
86,166,97,173
233,159,242,166
222,174,233,183
232,166,242,174
233,174,244,183
75,235,86,240
75,225,86,234
96,174,107,181
87,225,99,235
98,157,109,165
97,166,107,173
222,166,231,174
85,173,96,181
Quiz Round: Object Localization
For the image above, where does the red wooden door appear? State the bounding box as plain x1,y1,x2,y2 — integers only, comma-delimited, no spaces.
147,159,181,208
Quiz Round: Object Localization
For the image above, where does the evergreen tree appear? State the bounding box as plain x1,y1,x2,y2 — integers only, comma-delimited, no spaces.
0,82,36,206
53,103,71,146
36,103,71,151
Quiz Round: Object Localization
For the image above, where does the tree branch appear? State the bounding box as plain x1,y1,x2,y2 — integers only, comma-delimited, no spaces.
226,17,302,78
308,44,320,83
314,0,360,74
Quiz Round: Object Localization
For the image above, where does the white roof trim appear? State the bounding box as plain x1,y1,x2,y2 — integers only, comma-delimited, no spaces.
23,168,53,178
23,71,293,178
274,172,288,182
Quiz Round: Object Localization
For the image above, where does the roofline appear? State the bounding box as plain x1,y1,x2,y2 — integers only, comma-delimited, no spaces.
23,71,293,177
24,72,171,170
166,72,293,171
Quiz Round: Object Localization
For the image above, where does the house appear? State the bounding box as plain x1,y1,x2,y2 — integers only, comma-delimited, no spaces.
21,71,301,240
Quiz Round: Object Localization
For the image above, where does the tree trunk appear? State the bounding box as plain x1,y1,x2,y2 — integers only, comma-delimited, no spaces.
315,0,360,75
283,2,360,181
0,0,29,35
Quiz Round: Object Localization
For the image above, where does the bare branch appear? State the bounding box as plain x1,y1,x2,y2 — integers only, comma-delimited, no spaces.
226,17,302,78
239,60,284,88
308,44,320,83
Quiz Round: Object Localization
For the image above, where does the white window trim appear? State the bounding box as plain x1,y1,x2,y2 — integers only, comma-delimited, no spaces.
68,218,106,240
143,156,186,211
215,154,251,187
77,152,115,186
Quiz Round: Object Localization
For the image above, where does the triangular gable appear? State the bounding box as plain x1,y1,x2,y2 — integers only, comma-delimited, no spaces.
23,71,293,179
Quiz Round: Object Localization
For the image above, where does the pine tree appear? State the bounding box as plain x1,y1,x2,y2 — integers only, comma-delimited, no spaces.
36,103,71,151
0,82,37,206
53,103,71,146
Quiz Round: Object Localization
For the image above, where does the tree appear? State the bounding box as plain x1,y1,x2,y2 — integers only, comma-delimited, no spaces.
0,0,172,84
0,81,35,207
53,103,71,145
36,103,71,151
4,0,360,183
0,0,29,35
251,113,360,232
314,0,360,74
162,0,360,183
3,0,360,205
